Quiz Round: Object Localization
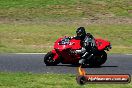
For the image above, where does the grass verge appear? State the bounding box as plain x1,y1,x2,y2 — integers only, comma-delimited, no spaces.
0,0,131,53
0,23,132,53
0,72,131,88
0,0,131,20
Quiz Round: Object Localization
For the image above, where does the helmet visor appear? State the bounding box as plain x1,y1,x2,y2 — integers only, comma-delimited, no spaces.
77,32,82,36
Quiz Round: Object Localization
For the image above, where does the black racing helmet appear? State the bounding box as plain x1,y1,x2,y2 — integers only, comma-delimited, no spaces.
76,27,86,39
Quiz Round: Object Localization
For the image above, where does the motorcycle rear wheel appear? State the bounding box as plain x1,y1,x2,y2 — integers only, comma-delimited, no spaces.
44,52,60,66
88,51,107,67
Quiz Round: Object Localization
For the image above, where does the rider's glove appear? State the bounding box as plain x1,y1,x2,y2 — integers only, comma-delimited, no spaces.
68,36,75,39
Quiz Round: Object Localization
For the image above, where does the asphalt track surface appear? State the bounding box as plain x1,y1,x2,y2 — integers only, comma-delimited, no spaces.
0,54,132,74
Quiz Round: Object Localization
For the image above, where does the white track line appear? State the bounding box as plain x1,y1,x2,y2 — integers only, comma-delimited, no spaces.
125,54,132,55
14,53,46,54
5,53,132,55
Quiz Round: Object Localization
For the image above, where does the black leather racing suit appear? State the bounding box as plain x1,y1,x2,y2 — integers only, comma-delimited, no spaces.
74,33,97,64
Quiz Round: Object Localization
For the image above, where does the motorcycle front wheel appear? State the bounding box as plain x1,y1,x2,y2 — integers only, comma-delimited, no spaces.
44,52,60,66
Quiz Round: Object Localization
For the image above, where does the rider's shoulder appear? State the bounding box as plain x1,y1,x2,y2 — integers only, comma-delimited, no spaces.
86,33,94,38
86,33,91,35
86,33,92,36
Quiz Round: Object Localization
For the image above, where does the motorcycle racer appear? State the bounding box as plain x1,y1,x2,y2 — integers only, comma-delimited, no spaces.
44,26,111,67
73,27,97,64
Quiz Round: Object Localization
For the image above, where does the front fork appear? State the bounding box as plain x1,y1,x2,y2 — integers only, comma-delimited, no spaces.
51,49,59,61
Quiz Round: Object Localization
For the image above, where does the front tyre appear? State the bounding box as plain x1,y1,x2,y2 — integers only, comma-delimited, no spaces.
44,52,60,66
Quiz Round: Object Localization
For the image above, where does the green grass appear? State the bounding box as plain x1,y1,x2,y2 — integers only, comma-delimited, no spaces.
0,0,131,53
0,1,131,88
0,72,131,88
0,0,131,20
0,23,132,53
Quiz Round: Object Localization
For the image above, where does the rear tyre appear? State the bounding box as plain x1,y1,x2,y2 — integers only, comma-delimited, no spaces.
44,52,60,66
89,51,107,67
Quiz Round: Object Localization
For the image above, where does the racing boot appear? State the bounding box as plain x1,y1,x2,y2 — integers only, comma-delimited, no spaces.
79,53,94,64
79,52,88,64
